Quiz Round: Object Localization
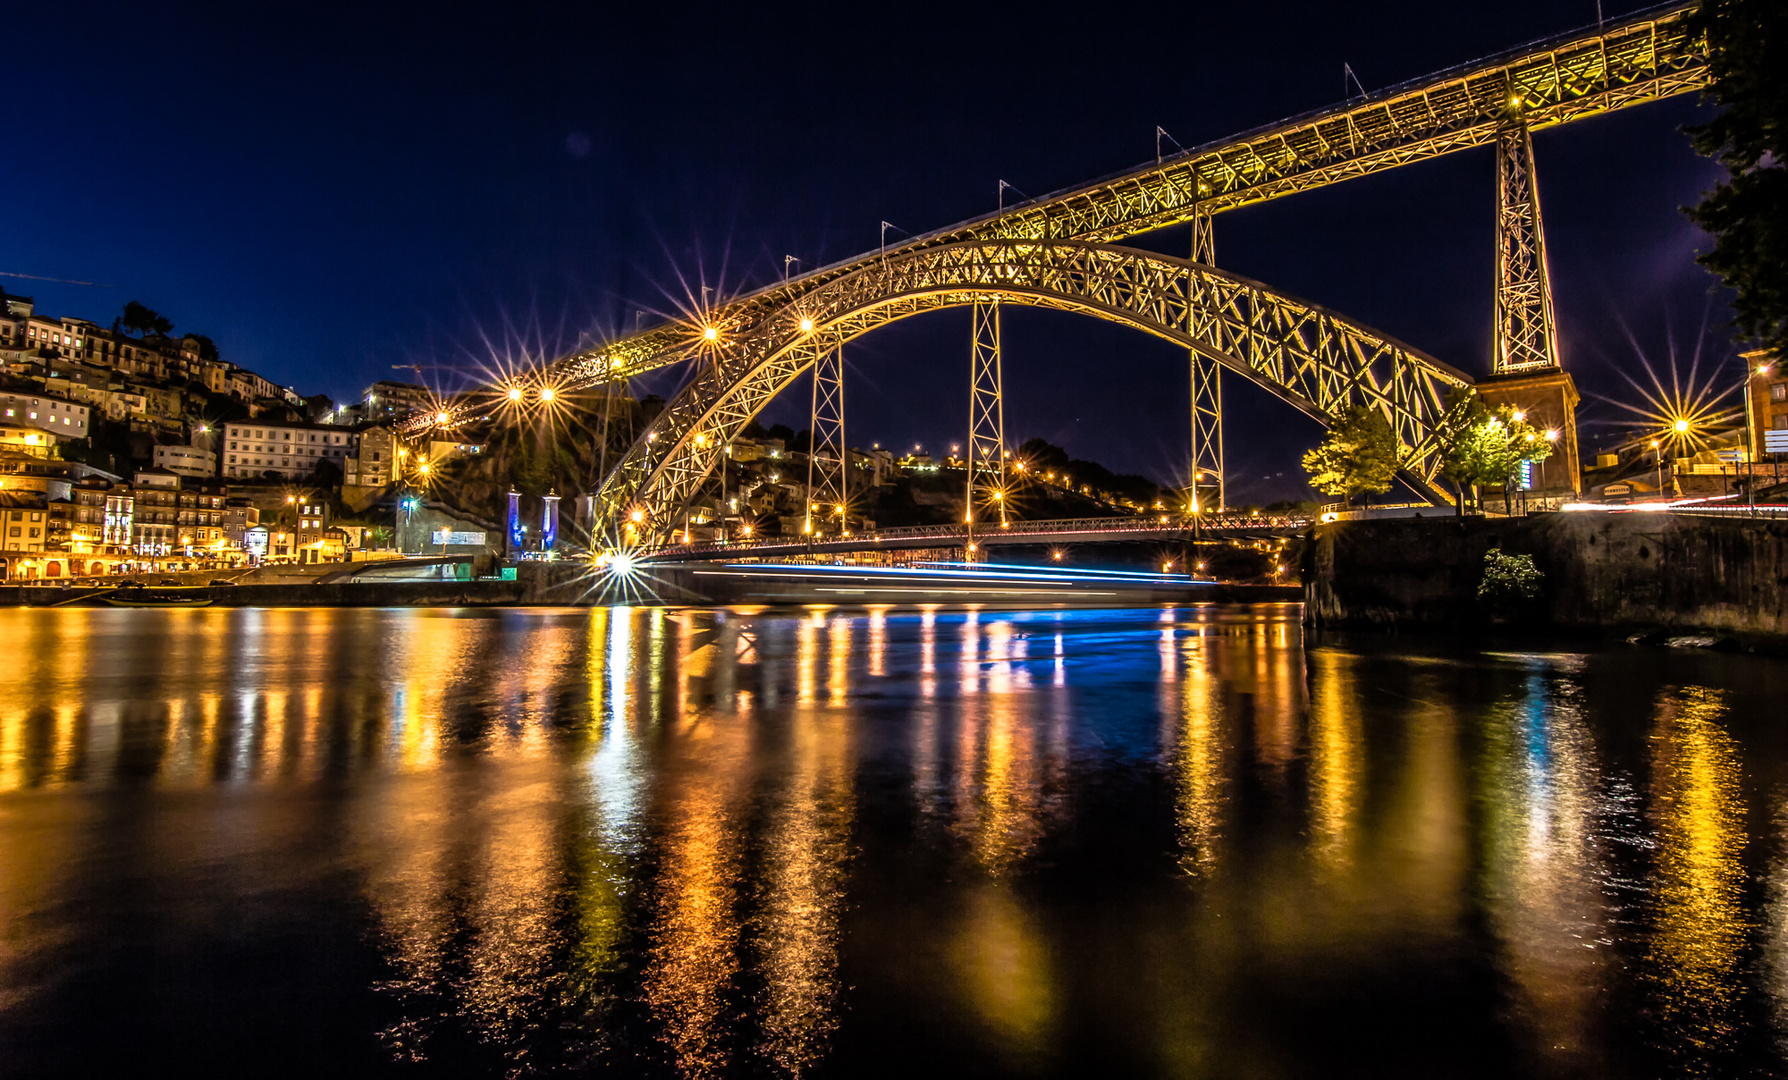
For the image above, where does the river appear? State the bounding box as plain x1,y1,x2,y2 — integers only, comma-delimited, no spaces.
1,604,1786,1077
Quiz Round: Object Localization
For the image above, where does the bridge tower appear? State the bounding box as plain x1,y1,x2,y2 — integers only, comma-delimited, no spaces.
1478,101,1581,495
1188,213,1224,513
965,300,1008,556
805,343,849,535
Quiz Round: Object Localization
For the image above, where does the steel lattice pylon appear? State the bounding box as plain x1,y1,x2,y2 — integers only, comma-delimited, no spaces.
595,240,1473,541
966,301,1007,535
1188,213,1223,512
1492,115,1560,372
805,342,848,535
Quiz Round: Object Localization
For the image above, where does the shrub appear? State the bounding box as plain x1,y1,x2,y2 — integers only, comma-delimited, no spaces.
1478,549,1544,611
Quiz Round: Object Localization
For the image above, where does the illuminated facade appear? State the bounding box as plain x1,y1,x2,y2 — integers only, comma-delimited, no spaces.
1744,349,1788,460
221,420,355,480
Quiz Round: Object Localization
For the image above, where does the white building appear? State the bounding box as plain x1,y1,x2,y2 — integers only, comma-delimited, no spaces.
0,393,90,439
152,443,218,479
220,420,355,480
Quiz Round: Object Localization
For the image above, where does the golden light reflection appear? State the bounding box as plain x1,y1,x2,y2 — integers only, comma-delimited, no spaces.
953,615,1047,876
1647,685,1746,1068
953,887,1056,1056
1305,648,1362,874
1168,625,1224,874
756,704,854,1073
643,716,751,1077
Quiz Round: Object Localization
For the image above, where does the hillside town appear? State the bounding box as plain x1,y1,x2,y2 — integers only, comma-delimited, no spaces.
0,290,469,579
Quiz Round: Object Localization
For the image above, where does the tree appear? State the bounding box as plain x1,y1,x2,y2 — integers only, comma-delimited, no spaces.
187,334,220,362
1684,0,1788,355
1437,391,1553,512
120,300,173,338
1301,404,1400,505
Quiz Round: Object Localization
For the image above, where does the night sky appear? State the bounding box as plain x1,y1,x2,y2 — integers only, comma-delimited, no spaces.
9,1,1727,504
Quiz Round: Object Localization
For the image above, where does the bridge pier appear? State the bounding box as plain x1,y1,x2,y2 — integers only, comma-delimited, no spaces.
806,342,849,535
966,299,1008,556
1188,212,1224,513
1485,106,1581,497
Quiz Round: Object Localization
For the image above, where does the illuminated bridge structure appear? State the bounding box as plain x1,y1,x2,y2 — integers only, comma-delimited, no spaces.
634,511,1312,564
409,2,1706,546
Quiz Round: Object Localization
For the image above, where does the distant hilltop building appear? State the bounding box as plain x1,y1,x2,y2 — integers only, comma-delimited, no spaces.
363,380,433,421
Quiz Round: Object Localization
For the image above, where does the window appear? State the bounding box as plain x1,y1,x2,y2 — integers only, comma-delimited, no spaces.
1774,415,1788,430
6,528,16,538
1773,383,1787,403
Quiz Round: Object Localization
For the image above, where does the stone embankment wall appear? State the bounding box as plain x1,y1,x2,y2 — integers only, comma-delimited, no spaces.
1305,513,1788,644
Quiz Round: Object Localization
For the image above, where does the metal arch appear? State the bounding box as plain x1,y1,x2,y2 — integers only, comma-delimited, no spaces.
599,240,1472,540
402,2,1702,439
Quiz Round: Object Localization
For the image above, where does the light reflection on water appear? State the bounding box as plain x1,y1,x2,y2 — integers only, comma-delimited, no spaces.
0,605,1786,1077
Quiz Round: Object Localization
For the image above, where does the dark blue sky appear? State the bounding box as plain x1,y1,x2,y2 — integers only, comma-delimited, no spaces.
8,1,1728,502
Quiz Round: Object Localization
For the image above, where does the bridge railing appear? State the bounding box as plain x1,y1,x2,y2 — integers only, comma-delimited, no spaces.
637,512,1312,558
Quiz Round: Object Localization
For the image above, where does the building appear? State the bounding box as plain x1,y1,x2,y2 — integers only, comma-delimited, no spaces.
1746,349,1788,459
130,470,181,554
220,419,356,480
363,380,434,421
177,483,228,554
0,491,50,552
220,498,260,553
0,392,91,439
152,442,218,478
295,498,334,562
344,425,395,488
0,426,62,456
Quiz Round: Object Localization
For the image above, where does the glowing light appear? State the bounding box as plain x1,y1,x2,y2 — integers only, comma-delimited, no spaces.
435,411,451,425
507,386,524,402
610,553,637,575
539,386,556,403
1545,428,1559,441
799,317,814,333
1511,409,1526,421
1162,561,1173,572
1674,418,1690,434
702,326,718,341
629,508,646,523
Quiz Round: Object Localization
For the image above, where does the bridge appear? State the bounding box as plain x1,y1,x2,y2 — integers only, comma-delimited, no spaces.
405,2,1707,551
632,512,1311,564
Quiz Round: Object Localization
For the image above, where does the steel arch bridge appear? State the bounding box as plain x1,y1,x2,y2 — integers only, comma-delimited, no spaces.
402,1,1706,545
601,240,1470,533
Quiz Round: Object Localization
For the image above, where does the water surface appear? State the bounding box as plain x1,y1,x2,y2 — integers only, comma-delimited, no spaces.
2,604,1787,1077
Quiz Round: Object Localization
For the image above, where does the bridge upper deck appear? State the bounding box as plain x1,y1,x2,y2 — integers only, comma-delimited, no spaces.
528,1,1703,393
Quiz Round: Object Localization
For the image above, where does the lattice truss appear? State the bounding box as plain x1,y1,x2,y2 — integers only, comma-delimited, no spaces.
597,241,1472,540
399,0,1701,438
804,342,848,534
1493,119,1560,373
1188,212,1222,511
966,301,1007,526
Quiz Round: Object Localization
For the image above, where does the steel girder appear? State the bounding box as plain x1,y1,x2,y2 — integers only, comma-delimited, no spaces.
597,241,1471,541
